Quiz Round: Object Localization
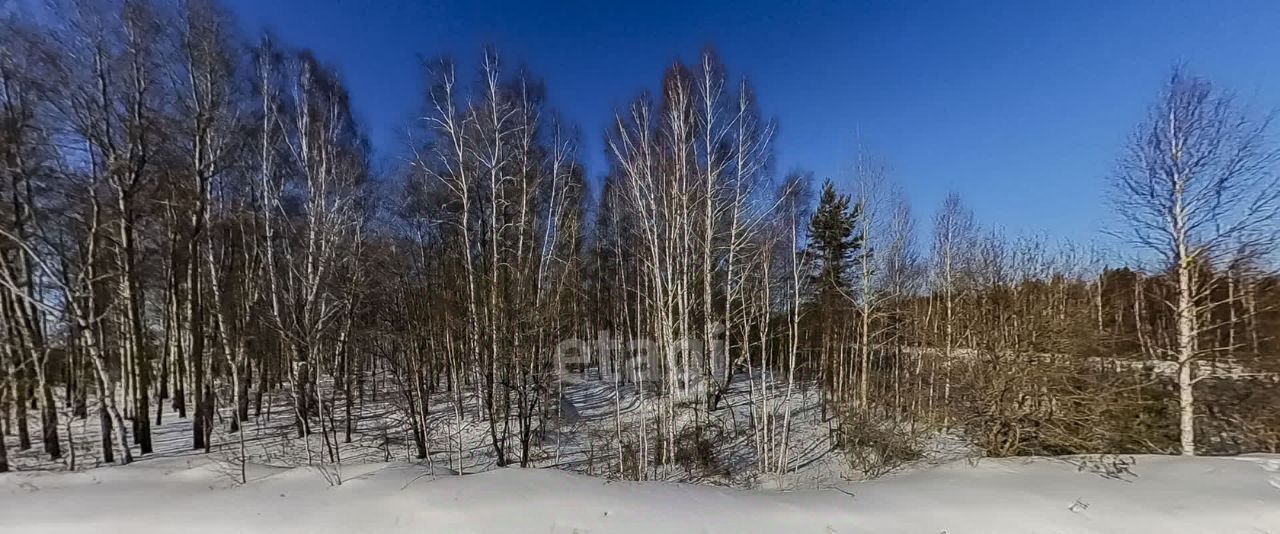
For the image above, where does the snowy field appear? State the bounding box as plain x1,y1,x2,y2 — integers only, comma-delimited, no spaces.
4,373,909,487
1,453,1278,533
5,372,1279,532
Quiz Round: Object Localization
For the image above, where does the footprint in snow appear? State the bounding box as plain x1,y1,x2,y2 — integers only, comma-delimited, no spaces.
1068,499,1090,513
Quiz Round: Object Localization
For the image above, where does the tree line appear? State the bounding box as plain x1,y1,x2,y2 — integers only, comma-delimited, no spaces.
1,0,1277,477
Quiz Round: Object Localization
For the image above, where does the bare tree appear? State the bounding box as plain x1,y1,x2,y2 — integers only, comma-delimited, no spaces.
1110,67,1280,455
930,192,976,426
0,16,61,461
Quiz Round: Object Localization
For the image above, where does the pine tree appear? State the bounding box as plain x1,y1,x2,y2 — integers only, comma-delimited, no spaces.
807,180,864,405
808,180,863,307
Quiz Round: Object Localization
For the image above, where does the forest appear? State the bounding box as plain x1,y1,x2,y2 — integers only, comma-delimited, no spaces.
0,0,1277,484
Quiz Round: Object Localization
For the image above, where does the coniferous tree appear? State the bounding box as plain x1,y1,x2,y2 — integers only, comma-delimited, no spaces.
808,180,862,307
807,180,863,403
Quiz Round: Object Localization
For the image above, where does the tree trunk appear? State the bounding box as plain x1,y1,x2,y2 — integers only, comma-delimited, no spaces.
0,402,7,472
1176,256,1197,456
8,356,29,451
36,370,60,459
86,328,133,464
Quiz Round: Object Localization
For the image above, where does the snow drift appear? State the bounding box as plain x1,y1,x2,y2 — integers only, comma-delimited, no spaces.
2,454,1278,533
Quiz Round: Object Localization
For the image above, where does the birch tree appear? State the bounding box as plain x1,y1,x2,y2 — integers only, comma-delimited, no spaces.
1110,67,1280,455
0,17,62,461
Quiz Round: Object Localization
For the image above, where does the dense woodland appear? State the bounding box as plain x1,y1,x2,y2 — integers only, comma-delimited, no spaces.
1,0,1278,479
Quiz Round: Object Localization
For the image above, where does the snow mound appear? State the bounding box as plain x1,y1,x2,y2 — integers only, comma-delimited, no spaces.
2,454,1278,533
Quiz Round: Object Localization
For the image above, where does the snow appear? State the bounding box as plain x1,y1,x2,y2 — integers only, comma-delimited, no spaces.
2,454,1278,533
6,373,885,487
6,370,1279,532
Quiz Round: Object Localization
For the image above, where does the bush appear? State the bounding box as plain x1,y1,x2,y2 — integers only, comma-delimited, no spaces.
836,408,923,478
1199,377,1280,454
951,354,1180,457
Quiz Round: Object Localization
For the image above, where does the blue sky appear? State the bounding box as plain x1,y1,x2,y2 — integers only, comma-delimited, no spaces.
200,1,1280,241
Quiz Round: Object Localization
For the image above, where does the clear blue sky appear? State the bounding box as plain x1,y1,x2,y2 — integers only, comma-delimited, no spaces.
214,0,1280,242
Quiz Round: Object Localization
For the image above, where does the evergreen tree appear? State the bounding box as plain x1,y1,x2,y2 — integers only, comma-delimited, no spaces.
808,180,863,308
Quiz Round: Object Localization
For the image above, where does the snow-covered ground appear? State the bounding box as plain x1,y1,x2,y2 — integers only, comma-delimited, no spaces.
2,453,1277,533
6,370,1279,532
7,372,932,487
